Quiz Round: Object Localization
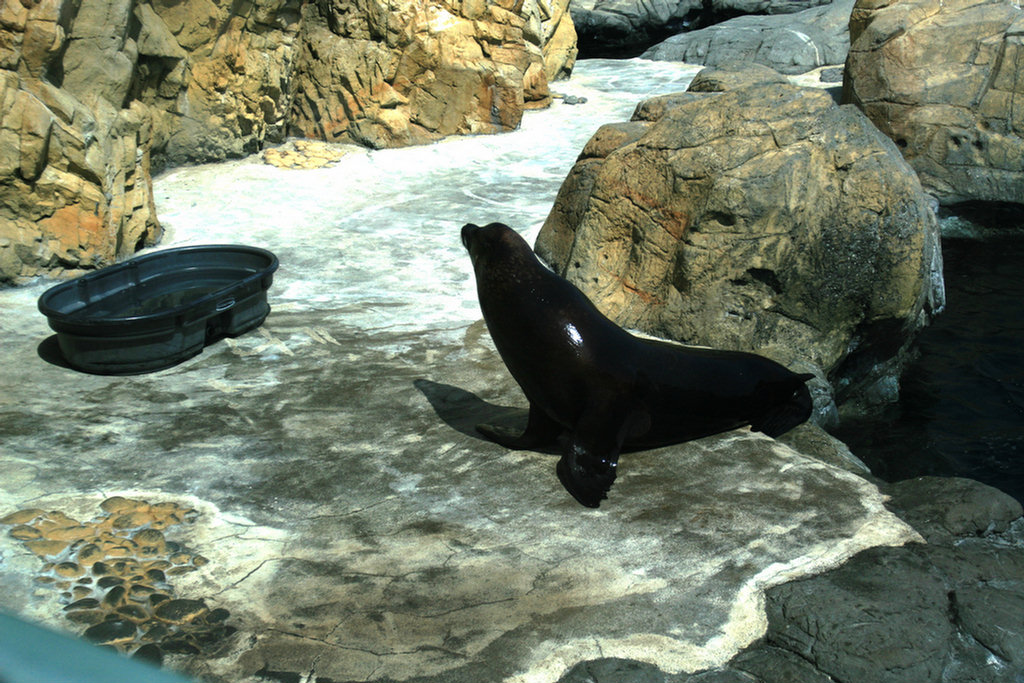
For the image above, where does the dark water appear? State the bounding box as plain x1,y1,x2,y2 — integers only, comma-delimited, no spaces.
833,206,1024,503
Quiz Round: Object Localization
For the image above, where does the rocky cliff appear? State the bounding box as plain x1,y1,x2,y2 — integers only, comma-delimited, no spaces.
0,0,577,283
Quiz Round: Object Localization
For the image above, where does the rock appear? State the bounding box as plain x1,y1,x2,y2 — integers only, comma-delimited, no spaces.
535,75,943,406
0,0,576,281
843,0,1024,205
686,61,789,92
262,140,356,169
570,0,702,56
287,0,576,150
556,657,672,683
0,73,161,284
882,476,1024,544
765,545,954,682
643,0,855,75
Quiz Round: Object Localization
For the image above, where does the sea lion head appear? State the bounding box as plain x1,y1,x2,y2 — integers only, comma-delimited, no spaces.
461,222,533,272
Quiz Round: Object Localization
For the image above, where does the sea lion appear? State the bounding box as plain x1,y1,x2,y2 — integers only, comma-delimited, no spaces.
462,222,814,508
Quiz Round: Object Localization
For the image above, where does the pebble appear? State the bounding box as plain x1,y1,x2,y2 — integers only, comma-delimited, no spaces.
54,562,84,578
77,544,104,566
102,585,127,607
100,497,145,514
84,619,137,645
0,508,44,525
10,525,42,540
133,643,163,665
155,599,208,624
64,598,101,611
25,539,68,557
97,576,124,589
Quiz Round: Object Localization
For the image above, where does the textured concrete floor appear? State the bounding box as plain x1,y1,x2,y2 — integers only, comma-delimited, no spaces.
0,60,917,682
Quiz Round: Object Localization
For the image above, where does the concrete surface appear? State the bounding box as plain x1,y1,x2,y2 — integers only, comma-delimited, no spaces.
0,60,919,682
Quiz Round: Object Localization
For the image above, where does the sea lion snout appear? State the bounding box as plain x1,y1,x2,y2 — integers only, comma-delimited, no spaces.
461,223,479,251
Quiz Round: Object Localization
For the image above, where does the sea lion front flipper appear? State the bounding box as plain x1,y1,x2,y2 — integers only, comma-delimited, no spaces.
556,407,647,508
477,403,561,450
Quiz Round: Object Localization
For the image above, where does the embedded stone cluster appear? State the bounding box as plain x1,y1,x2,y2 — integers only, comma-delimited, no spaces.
1,497,233,665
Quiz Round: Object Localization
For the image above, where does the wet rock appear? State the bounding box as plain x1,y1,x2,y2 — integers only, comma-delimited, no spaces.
883,476,1024,544
133,642,163,666
643,0,854,75
154,598,208,624
83,618,137,645
535,75,943,406
843,0,1024,205
765,545,953,682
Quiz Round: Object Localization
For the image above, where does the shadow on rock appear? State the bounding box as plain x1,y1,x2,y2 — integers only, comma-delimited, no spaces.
413,379,559,455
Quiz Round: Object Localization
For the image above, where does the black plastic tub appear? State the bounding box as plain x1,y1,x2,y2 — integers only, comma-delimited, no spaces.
38,245,279,375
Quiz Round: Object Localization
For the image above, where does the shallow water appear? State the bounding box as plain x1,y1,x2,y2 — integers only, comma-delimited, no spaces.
834,205,1024,502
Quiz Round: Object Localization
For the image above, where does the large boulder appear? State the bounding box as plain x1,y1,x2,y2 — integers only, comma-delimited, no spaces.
642,0,855,74
535,73,944,406
843,0,1024,205
0,0,161,283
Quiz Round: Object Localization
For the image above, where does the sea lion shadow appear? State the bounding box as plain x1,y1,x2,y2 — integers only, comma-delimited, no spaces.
413,379,560,455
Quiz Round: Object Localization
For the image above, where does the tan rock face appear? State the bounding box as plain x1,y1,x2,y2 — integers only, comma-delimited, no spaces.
536,77,943,401
288,0,571,148
0,0,576,281
0,73,161,283
843,0,1024,205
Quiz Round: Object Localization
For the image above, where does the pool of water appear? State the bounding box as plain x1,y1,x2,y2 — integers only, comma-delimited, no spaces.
833,204,1024,502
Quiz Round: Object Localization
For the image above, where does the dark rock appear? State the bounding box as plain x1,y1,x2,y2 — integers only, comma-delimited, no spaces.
83,618,137,645
953,586,1024,666
731,645,835,683
556,657,672,683
642,0,855,74
883,477,1024,544
133,642,164,666
764,545,954,682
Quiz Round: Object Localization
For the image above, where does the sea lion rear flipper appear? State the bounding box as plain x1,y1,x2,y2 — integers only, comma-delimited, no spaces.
477,403,561,449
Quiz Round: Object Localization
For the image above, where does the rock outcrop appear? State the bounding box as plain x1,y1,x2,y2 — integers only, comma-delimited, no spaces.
642,0,855,74
1,19,162,283
557,477,1024,683
535,70,944,406
0,0,577,282
843,0,1024,205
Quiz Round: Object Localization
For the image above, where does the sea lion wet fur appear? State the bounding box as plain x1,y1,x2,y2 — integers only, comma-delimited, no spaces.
462,222,813,507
